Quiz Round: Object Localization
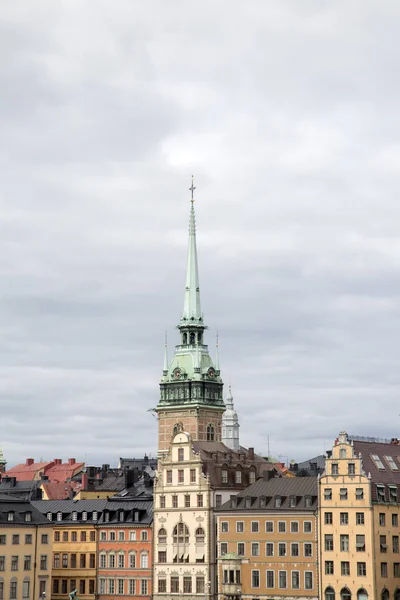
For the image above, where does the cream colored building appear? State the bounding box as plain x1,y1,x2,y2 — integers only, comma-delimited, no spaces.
0,498,52,600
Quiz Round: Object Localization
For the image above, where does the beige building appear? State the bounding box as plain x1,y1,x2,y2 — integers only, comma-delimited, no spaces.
320,431,400,600
0,497,52,600
216,476,319,600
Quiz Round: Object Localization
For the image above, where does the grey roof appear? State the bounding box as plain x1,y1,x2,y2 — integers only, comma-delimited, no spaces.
297,455,326,472
0,498,49,524
217,476,318,512
0,479,42,500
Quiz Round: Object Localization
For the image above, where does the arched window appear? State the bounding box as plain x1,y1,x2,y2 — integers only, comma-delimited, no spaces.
357,589,368,600
382,591,390,600
341,588,351,600
158,528,167,544
325,588,335,600
183,333,187,345
173,424,179,435
394,589,400,600
195,527,205,543
207,424,215,441
190,332,195,345
173,523,189,544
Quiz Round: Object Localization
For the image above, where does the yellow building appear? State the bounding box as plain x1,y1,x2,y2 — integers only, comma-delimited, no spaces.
320,431,400,600
216,475,319,600
32,500,102,600
0,497,52,600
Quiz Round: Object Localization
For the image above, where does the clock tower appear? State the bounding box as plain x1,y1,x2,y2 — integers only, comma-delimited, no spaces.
156,182,225,456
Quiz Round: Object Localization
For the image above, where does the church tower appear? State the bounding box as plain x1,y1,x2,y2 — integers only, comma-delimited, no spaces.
156,181,225,455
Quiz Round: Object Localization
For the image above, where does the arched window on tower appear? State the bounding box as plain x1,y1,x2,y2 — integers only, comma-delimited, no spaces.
183,333,187,345
190,332,195,345
207,424,215,441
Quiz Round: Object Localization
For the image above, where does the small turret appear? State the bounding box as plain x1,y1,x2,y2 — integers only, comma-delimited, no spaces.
0,447,7,474
222,386,240,451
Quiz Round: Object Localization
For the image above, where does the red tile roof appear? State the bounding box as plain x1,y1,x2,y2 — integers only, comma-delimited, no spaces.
5,461,54,481
41,481,81,500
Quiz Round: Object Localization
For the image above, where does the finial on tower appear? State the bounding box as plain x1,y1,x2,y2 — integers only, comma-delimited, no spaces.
163,332,169,376
215,332,220,373
189,175,196,203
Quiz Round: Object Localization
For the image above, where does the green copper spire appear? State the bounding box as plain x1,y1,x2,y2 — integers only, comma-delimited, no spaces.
181,177,202,325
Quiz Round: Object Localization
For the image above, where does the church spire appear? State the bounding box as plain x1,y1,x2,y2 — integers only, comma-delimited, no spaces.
181,177,202,324
163,332,168,377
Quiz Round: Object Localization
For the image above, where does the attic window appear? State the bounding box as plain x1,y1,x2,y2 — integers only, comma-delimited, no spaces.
104,512,110,522
72,512,78,521
371,454,385,470
46,513,52,521
57,512,62,522
92,511,98,521
25,513,32,522
245,497,252,509
384,456,399,471
389,485,398,503
305,496,312,508
82,512,87,521
377,485,386,502
119,512,125,522
7,511,14,522
275,496,282,508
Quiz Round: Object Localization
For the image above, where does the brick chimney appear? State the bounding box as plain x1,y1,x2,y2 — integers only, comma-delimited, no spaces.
53,459,62,466
26,458,34,466
68,458,76,465
81,473,88,490
248,447,255,460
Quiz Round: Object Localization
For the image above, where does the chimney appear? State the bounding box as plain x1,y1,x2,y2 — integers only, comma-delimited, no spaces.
81,473,88,490
144,454,149,465
391,438,400,445
248,447,255,460
53,459,62,466
26,458,34,466
68,458,76,465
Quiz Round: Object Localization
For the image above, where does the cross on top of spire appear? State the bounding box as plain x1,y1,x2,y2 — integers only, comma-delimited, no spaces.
189,175,196,202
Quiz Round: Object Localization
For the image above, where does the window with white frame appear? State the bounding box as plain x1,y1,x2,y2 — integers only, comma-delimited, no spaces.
251,570,260,588
278,521,286,533
141,580,148,595
251,521,259,533
100,554,106,569
291,543,299,557
236,521,244,533
292,571,300,590
304,521,312,533
118,531,124,541
129,531,136,541
108,580,115,594
221,522,229,533
235,471,242,484
109,554,115,568
278,542,286,557
305,571,313,590
99,579,105,594
278,571,287,589
117,579,124,595
118,554,124,569
265,521,274,533
266,542,274,556
290,521,299,533
266,570,274,588
129,553,136,569
140,553,148,569
141,531,148,541
129,580,135,595
100,531,106,541
251,543,259,557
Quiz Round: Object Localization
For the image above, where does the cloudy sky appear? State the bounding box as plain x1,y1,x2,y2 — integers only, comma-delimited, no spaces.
1,1,400,468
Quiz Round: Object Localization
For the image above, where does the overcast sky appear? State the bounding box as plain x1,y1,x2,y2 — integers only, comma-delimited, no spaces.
1,1,400,469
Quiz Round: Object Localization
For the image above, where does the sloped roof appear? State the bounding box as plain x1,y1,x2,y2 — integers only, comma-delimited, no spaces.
5,461,53,481
32,497,153,524
0,498,49,524
41,481,79,500
45,461,84,483
352,439,400,502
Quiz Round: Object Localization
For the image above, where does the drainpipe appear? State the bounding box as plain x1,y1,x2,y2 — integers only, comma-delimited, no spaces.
33,524,39,600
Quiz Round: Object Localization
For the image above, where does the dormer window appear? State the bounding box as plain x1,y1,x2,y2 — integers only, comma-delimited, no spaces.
46,512,52,521
57,512,62,522
25,512,32,522
290,496,296,508
8,512,14,522
72,512,78,521
275,496,282,508
119,512,125,522
245,497,252,509
82,511,87,521
305,496,312,508
93,511,98,521
104,511,110,522
377,484,386,502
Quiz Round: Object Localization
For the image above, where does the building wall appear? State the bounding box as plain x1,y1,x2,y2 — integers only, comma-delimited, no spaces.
372,504,400,597
217,512,318,599
319,434,375,600
153,431,212,600
157,407,224,455
97,522,152,600
51,525,97,600
0,524,52,600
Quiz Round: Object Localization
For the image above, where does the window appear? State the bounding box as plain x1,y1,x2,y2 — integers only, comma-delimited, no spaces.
390,486,398,503
100,530,106,541
348,463,355,475
0,581,3,600
278,543,286,557
221,521,229,533
326,587,335,600
266,570,274,588
340,512,349,525
326,561,334,575
304,521,312,533
216,494,222,507
10,581,17,600
237,542,245,556
196,576,205,594
380,513,386,526
158,579,166,593
341,534,349,552
325,534,334,551
197,494,203,507
332,463,339,475
178,448,184,461
235,471,242,484
0,556,4,571
63,531,68,542
340,488,348,500
381,562,388,577
82,511,88,521
393,514,399,527
279,571,287,589
12,535,19,545
371,454,385,469
252,570,260,588
140,553,148,568
236,521,244,533
341,561,350,576
172,495,178,508
71,531,77,542
79,580,85,595
61,580,67,594
222,470,228,484
278,521,286,533
129,553,136,569
8,512,14,522
129,530,136,541
275,496,282,507
356,512,364,525
325,512,333,525
292,571,300,590
207,424,215,441
357,562,367,576
109,554,115,568
340,448,346,458
141,530,148,541
291,543,299,557
183,577,191,594
249,471,256,484
158,527,167,544
291,521,299,533
377,485,386,502
80,531,86,542
266,521,274,533
290,495,296,507
40,555,47,570
80,554,86,569
54,554,60,569
381,535,387,552
108,580,115,594
158,551,167,563
159,495,166,508
304,543,312,557
22,580,30,599
356,535,365,552
57,512,62,522
195,527,205,543
53,580,59,595
24,556,31,571
251,543,259,557
118,530,125,541
69,554,76,569
173,522,189,544
109,532,116,543
305,571,313,590
356,488,364,500
325,488,332,500
41,534,48,545
394,562,400,577
0,536,5,546
251,521,259,533
266,542,274,556
220,543,228,556
394,535,399,553
166,470,172,484
116,553,124,569
178,469,184,483
11,556,18,571
171,577,179,593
